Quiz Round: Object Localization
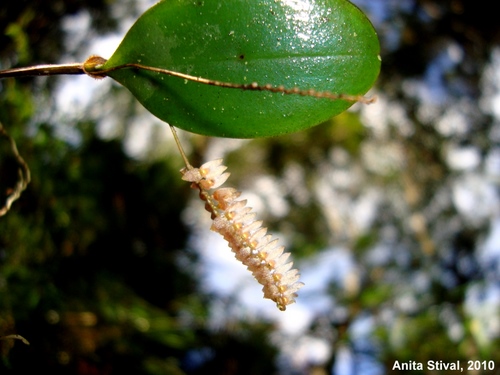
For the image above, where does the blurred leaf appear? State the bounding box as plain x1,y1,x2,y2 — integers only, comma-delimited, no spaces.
4,9,34,64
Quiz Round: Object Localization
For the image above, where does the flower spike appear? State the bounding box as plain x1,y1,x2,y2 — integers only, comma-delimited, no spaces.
171,126,304,311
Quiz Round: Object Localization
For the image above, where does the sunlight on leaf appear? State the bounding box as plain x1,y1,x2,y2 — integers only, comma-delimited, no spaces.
102,0,381,138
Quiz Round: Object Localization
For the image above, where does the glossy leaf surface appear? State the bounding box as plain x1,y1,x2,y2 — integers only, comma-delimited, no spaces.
102,0,380,138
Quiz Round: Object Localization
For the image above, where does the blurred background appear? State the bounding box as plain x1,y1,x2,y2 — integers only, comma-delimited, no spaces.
1,0,500,374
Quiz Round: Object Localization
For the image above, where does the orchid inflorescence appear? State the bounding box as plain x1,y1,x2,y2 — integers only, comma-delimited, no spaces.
171,127,304,311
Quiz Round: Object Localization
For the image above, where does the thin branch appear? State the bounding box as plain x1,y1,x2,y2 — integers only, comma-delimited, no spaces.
1,56,376,103
0,334,30,345
0,123,31,216
0,63,84,79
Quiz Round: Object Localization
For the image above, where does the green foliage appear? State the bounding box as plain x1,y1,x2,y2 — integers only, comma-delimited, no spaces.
4,0,500,374
102,0,380,138
3,8,37,65
0,124,199,372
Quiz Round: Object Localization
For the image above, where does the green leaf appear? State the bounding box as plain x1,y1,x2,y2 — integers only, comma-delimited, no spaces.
102,0,380,138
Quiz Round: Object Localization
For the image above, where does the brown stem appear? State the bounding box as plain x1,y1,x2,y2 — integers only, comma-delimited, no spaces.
0,123,31,217
0,56,376,104
0,63,84,79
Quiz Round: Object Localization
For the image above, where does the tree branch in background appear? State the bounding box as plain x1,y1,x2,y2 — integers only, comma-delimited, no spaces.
0,123,31,216
0,334,30,346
